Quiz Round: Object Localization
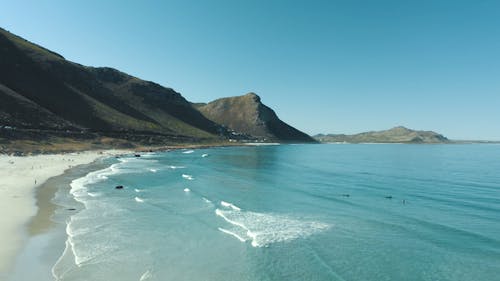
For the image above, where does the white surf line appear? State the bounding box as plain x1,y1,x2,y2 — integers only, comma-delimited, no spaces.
221,200,241,211
168,165,185,169
215,209,260,247
215,209,248,231
218,227,247,242
139,269,153,281
244,143,280,146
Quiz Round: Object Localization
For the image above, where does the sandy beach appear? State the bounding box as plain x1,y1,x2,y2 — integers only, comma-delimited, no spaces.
0,150,129,275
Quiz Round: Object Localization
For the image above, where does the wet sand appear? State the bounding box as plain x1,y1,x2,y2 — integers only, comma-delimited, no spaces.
6,160,113,281
0,150,129,277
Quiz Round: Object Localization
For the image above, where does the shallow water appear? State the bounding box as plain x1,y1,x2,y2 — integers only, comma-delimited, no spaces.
50,144,500,280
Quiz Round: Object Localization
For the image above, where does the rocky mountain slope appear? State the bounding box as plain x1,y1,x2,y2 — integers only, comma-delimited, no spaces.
315,126,449,143
0,28,225,142
0,28,313,146
196,93,316,143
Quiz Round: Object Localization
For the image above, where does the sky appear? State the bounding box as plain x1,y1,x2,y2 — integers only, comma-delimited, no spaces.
1,0,499,140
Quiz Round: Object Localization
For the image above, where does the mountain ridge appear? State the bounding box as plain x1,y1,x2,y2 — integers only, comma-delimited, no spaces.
0,27,314,150
0,27,219,138
314,126,449,143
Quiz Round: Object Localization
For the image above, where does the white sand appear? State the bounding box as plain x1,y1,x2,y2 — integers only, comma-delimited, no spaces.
0,150,129,274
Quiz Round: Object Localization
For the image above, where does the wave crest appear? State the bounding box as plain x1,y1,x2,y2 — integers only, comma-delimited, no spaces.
215,207,330,247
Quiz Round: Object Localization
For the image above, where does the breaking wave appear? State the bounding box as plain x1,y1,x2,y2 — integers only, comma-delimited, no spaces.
220,201,241,211
215,202,330,247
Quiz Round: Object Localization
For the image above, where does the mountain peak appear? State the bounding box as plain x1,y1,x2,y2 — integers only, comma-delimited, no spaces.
391,126,410,130
244,92,260,100
388,126,412,133
0,28,64,61
197,93,315,143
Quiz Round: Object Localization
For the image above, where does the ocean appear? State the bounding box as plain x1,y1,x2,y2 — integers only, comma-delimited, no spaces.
23,144,500,280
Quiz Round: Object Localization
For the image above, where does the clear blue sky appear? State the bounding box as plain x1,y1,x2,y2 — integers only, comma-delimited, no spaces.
2,0,499,140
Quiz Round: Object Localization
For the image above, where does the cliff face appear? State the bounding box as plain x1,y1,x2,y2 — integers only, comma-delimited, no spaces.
197,93,316,143
315,126,449,143
0,28,224,141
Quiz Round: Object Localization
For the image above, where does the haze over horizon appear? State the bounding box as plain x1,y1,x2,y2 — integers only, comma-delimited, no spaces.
2,0,499,140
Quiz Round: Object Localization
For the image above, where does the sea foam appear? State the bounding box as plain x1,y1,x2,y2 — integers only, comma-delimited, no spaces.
69,163,119,204
220,201,241,211
140,269,153,281
168,165,185,169
63,205,126,269
61,159,134,270
215,207,330,247
218,227,247,242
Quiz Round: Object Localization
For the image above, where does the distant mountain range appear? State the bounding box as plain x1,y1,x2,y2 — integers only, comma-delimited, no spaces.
314,126,449,143
0,27,314,148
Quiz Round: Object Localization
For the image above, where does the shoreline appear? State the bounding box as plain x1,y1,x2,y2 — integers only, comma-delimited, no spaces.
0,150,130,277
0,143,267,279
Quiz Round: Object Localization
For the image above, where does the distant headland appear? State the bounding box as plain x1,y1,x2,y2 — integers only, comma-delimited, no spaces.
314,126,450,144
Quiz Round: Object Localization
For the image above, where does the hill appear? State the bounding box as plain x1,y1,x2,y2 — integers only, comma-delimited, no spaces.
314,126,449,143
0,27,227,145
196,93,316,143
0,28,314,151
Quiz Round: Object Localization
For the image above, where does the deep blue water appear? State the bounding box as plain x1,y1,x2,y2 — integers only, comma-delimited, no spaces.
53,144,500,281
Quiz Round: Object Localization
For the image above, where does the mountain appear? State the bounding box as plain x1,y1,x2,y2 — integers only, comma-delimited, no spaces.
196,93,316,143
0,27,315,150
0,27,229,145
314,126,449,143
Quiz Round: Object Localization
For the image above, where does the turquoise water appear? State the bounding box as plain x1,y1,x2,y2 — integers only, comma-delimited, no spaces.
53,144,500,281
